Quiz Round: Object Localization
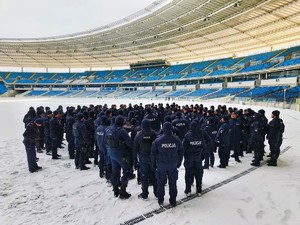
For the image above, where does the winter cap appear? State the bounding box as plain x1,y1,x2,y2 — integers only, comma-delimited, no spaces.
253,113,261,119
146,107,152,114
77,113,84,120
207,117,215,124
53,110,59,116
29,109,36,118
115,115,124,126
130,118,137,126
272,110,280,117
164,115,172,123
162,122,172,134
34,118,44,125
189,120,198,131
258,109,265,115
221,115,229,122
100,116,109,125
176,111,182,118
141,119,151,130
67,108,74,116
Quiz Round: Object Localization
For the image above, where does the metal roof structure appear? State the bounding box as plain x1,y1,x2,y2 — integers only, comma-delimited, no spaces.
0,0,300,69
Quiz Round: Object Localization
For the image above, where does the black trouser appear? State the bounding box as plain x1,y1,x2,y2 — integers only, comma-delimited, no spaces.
219,145,230,166
231,140,241,161
98,151,106,175
184,161,203,193
139,161,157,197
51,138,59,158
24,144,38,171
44,136,51,153
68,138,75,159
75,145,87,169
204,144,215,168
252,138,264,163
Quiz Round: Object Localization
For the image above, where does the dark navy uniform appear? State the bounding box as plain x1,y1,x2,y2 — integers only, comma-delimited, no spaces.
151,122,183,207
44,111,52,154
66,111,76,159
203,118,218,168
182,121,205,195
250,113,265,166
133,119,157,199
266,110,284,166
144,108,161,132
215,116,231,168
95,116,109,179
73,114,90,170
23,119,43,172
229,112,243,162
172,112,189,141
106,116,132,199
49,111,61,159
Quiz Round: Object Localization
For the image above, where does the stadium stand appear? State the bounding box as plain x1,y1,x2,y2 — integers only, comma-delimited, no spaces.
204,88,249,99
0,83,7,95
26,90,48,96
236,86,289,98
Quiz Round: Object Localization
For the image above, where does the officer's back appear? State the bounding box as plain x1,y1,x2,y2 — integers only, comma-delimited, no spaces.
151,122,183,167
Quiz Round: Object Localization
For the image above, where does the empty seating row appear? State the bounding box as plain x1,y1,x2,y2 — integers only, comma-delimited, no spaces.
236,86,288,98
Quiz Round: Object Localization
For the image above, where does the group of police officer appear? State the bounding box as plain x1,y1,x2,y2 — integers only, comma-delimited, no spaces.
22,102,285,207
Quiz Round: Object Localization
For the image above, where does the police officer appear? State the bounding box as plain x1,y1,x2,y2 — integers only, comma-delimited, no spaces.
250,113,265,167
44,110,52,155
215,116,231,168
106,115,133,199
229,111,243,163
203,117,218,169
151,122,183,207
266,110,285,166
144,107,161,132
133,119,157,200
95,116,109,178
73,113,90,170
182,120,205,196
172,111,189,141
66,108,76,159
50,110,62,159
23,118,43,173
34,107,45,153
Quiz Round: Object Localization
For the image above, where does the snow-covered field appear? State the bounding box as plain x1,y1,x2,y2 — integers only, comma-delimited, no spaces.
0,97,299,225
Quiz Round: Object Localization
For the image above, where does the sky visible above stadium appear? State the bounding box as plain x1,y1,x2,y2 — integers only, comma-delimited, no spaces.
0,0,155,39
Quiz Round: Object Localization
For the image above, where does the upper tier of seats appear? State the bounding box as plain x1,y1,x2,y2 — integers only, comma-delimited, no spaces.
1,45,299,86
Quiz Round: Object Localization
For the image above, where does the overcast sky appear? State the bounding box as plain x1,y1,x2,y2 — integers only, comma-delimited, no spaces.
0,0,155,39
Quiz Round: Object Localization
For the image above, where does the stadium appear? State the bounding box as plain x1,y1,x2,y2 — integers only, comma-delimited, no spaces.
0,0,300,225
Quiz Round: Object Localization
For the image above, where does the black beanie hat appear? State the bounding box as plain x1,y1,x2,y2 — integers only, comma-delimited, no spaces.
164,115,172,123
189,120,198,131
100,116,109,125
272,110,280,117
162,122,172,134
222,115,229,122
34,118,44,125
141,119,151,130
77,113,84,120
115,115,124,126
176,111,182,118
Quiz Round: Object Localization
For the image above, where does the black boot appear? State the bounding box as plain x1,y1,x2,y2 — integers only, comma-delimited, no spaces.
119,189,131,199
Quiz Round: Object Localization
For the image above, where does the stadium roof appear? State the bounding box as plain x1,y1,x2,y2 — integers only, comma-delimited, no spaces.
0,0,300,69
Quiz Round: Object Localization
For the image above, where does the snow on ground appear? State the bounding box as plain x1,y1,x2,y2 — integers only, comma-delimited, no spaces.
0,97,299,225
